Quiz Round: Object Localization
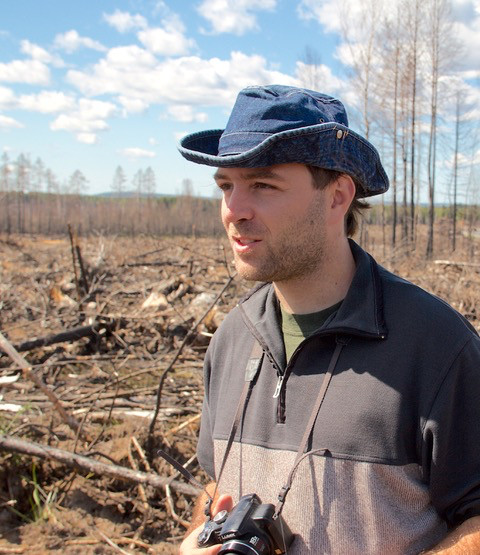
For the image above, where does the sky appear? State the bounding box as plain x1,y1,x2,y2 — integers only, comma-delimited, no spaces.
1,0,479,198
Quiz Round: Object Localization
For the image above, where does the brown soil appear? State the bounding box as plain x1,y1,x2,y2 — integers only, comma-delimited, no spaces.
0,226,478,553
0,233,249,554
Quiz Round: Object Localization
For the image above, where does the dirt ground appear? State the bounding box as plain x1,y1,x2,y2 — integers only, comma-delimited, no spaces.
0,226,479,554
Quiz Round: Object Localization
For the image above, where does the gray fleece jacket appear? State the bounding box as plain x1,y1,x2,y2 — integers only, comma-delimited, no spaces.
198,241,480,554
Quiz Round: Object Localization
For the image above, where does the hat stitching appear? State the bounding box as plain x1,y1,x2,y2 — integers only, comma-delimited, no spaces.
221,131,271,137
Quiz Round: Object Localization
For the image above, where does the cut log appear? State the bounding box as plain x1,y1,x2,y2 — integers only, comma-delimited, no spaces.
0,434,201,497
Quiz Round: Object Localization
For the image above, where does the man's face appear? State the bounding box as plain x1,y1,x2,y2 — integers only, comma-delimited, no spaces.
215,163,330,283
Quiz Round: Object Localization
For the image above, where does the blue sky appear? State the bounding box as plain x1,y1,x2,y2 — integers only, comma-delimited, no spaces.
1,0,479,198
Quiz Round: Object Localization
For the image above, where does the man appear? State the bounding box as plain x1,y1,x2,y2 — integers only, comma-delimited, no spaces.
177,85,480,554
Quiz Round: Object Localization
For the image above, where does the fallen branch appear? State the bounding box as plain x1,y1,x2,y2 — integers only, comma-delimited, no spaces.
165,414,201,438
0,331,89,441
0,434,201,497
434,260,480,268
11,319,119,353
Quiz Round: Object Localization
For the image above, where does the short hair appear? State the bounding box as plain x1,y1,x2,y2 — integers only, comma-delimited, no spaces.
306,166,370,237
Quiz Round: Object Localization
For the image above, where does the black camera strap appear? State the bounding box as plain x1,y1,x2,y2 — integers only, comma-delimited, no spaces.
212,339,263,512
215,335,347,520
156,340,264,520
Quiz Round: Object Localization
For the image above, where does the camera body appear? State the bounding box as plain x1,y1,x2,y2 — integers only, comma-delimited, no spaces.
197,493,293,555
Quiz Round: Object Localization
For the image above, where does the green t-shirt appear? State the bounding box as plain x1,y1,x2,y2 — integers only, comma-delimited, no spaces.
281,301,342,363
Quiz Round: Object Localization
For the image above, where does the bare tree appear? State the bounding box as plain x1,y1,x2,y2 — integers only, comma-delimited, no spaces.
181,178,194,197
425,0,458,257
132,169,144,195
379,5,406,249
407,0,422,246
298,46,323,90
68,170,88,195
451,92,461,252
15,153,31,233
31,157,45,193
143,167,156,196
111,165,127,195
45,168,60,234
1,151,12,235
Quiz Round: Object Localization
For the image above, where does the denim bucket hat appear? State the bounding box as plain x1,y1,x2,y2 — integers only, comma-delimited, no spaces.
178,85,389,198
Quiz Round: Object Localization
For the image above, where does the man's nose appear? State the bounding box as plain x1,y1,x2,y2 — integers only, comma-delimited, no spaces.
222,188,254,223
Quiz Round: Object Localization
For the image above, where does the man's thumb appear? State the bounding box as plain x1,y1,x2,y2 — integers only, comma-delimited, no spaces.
212,494,234,516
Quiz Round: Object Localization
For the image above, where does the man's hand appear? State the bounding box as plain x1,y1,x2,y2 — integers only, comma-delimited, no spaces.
179,494,234,554
421,516,480,554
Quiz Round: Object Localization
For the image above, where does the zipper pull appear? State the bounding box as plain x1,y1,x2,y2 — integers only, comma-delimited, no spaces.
273,374,285,398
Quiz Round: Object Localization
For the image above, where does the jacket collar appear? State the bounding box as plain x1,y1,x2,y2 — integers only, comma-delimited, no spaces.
331,239,388,339
238,240,388,368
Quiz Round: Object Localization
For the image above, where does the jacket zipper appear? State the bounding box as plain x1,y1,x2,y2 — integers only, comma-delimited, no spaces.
239,299,386,424
273,374,285,399
274,329,386,423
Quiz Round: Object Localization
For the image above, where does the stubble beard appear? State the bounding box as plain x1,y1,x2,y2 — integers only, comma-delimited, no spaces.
230,195,328,284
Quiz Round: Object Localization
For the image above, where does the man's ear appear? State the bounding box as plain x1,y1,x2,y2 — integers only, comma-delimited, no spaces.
330,174,356,216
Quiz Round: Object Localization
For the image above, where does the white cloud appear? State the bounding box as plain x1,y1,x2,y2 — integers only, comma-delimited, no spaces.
0,114,24,129
0,87,76,116
120,147,156,158
103,45,157,68
0,59,50,85
54,30,106,53
76,98,117,120
459,69,480,80
452,19,480,68
77,133,97,144
0,86,16,109
18,91,76,113
118,96,150,114
462,107,480,122
50,98,117,143
103,10,147,32
451,0,480,24
67,50,297,109
445,149,480,168
297,0,344,32
20,40,60,66
138,15,196,56
51,113,109,133
166,105,208,122
197,0,277,35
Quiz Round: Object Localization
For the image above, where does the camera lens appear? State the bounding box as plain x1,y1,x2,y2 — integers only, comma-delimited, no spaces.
219,538,268,555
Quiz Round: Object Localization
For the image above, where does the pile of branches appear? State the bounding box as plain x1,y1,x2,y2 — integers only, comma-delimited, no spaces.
0,232,247,554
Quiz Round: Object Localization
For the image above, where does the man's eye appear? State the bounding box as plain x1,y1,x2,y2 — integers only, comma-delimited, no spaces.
217,183,232,192
254,182,274,190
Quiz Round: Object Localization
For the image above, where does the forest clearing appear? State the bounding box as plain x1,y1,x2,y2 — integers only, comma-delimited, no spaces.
0,224,479,554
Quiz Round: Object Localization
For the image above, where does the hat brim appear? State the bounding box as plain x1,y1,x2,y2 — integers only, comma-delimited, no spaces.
178,122,389,198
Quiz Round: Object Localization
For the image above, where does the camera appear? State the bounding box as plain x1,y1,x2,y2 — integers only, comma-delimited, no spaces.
197,493,293,554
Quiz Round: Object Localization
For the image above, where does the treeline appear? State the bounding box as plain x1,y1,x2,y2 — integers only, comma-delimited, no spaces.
0,192,224,237
0,151,225,236
1,190,478,245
